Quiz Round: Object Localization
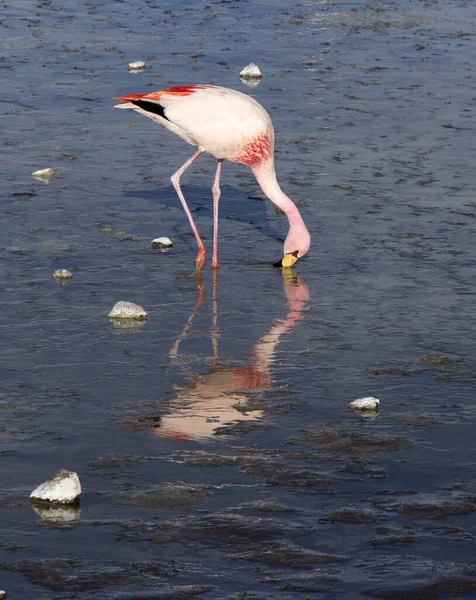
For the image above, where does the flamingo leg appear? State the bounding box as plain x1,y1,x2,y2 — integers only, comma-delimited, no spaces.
212,160,223,270
170,149,206,271
211,268,219,358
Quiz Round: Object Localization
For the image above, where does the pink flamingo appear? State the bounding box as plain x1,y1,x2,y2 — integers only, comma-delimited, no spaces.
114,85,310,271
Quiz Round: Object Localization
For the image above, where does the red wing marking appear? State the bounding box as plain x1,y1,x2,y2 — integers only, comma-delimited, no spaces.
232,132,273,167
159,85,209,96
114,85,209,105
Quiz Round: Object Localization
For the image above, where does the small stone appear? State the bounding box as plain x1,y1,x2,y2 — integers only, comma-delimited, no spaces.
32,168,55,182
240,62,262,79
52,269,73,280
30,469,81,505
152,236,173,249
107,301,148,320
128,61,146,71
349,396,380,412
0,591,6,599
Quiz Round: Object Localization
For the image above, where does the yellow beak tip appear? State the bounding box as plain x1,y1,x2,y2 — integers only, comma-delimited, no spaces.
274,253,299,268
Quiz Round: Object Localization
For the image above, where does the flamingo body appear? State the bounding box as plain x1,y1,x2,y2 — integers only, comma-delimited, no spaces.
114,85,310,269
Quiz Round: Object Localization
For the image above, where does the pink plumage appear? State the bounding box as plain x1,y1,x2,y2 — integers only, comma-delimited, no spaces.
114,84,310,270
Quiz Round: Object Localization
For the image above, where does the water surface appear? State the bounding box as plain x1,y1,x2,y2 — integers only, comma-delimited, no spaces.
1,0,476,598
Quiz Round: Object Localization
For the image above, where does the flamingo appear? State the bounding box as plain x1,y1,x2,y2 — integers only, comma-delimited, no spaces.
113,85,310,271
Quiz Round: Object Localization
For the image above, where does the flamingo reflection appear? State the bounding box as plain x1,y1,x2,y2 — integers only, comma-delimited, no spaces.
150,271,310,441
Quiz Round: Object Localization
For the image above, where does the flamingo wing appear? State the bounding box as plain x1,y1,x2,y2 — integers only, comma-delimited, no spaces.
114,86,214,147
114,85,273,161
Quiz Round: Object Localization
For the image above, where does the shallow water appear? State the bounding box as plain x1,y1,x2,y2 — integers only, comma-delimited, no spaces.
2,0,476,598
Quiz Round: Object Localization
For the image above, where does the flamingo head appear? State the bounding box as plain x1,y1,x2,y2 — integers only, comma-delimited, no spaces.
274,250,299,268
274,226,311,268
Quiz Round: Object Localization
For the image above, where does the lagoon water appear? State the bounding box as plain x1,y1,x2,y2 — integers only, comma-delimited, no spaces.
1,0,476,598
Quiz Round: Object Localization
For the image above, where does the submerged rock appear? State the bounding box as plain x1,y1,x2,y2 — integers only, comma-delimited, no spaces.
52,268,73,281
328,506,379,523
30,469,81,505
32,168,55,182
301,422,410,454
152,236,173,249
103,482,213,509
107,301,148,320
236,540,346,566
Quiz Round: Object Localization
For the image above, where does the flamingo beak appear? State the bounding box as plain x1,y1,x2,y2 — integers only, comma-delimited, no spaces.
274,250,299,268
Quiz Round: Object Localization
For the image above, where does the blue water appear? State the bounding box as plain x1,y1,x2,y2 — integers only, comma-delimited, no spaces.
1,0,476,598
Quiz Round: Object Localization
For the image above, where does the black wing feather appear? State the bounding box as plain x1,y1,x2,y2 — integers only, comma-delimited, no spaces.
131,99,169,121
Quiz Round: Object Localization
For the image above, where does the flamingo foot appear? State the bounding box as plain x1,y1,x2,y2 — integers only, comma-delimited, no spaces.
211,261,220,270
195,247,207,272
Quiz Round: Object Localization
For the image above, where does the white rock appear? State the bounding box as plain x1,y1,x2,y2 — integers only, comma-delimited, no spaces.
128,61,146,71
349,396,380,411
32,168,55,182
151,236,173,249
0,591,6,599
30,469,81,505
107,301,148,320
52,268,73,280
240,62,262,79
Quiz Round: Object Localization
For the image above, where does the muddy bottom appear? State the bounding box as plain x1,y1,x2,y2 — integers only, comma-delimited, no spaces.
1,0,476,598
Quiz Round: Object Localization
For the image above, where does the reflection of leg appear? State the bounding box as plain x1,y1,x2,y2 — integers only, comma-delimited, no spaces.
170,150,206,271
212,160,223,270
211,269,219,359
170,273,206,358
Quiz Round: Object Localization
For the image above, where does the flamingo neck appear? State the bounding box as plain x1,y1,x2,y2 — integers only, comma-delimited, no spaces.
251,161,310,256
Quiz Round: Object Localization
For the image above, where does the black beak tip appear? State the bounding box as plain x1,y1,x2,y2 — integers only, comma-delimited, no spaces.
273,259,284,268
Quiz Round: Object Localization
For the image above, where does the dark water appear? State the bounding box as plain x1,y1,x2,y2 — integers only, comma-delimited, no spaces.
2,0,476,598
